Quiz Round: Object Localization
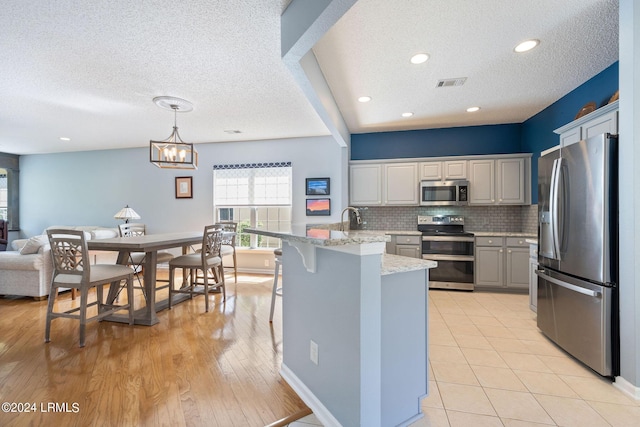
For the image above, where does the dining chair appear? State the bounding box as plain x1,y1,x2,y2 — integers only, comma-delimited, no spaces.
215,221,238,283
168,225,225,313
118,223,174,298
45,229,134,347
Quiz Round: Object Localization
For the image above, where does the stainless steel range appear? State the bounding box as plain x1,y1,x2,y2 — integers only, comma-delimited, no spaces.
418,215,475,291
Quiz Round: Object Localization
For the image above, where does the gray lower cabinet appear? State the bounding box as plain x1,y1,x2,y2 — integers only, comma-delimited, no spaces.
386,234,421,259
475,236,529,290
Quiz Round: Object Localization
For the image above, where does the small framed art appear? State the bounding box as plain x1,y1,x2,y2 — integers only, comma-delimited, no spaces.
305,177,330,195
306,198,331,216
175,176,193,199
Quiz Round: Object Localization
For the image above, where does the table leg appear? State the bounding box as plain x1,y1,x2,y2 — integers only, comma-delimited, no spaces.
140,250,160,325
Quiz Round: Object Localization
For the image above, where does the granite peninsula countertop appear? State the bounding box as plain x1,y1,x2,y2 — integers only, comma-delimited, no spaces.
382,254,436,275
245,226,391,247
245,226,437,273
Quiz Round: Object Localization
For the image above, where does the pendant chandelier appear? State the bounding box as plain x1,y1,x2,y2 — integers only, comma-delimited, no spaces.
149,96,198,170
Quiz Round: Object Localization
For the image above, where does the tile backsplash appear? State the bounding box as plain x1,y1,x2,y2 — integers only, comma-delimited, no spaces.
356,204,538,234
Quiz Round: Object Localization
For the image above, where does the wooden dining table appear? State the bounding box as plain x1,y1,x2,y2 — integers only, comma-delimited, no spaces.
87,231,203,325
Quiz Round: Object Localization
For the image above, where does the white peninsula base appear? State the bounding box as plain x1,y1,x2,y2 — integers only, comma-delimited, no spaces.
247,227,436,427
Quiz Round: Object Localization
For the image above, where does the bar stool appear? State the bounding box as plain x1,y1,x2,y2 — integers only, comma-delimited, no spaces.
269,248,283,322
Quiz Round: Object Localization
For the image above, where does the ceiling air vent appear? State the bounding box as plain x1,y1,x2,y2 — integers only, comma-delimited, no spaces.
436,77,467,88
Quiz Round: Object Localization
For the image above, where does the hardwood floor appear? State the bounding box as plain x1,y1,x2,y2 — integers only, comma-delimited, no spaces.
0,272,307,427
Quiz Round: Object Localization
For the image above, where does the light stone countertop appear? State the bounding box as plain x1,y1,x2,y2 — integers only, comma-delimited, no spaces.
381,254,437,276
245,226,391,247
470,231,537,238
245,226,436,273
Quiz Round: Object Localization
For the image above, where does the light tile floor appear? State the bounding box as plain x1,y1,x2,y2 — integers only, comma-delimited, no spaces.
415,291,640,427
287,291,640,427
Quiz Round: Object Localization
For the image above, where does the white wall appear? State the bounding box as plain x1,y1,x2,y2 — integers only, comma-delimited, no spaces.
19,136,346,238
618,0,640,395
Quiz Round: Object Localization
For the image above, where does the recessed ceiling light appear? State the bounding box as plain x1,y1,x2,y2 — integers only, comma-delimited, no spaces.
358,96,372,103
59,137,71,141
466,107,480,113
402,112,414,117
410,53,429,64
514,39,539,53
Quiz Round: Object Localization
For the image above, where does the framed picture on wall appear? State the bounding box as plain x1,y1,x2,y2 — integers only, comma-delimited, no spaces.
306,198,331,216
305,177,330,195
175,176,193,199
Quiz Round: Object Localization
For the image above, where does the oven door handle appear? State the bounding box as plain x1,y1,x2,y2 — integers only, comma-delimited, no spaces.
421,236,475,242
422,254,475,262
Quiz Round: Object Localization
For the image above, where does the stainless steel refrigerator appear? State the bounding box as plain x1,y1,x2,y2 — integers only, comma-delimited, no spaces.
536,133,618,377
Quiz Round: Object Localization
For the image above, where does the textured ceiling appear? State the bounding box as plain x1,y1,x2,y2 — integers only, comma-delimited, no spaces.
0,0,619,155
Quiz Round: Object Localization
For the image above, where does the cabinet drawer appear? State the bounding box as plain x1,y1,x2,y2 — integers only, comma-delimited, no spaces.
506,237,528,247
476,236,503,247
393,235,421,245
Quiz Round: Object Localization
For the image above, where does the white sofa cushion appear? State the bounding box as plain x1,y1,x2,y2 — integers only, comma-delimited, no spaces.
19,235,49,255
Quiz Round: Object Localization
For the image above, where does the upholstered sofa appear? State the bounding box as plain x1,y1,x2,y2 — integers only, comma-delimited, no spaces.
0,226,119,300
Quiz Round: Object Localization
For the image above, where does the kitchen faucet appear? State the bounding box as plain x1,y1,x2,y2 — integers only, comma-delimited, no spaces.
340,207,362,231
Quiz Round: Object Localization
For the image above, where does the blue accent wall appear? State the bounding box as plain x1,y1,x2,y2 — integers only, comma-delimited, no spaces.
350,61,619,204
522,61,618,202
351,124,523,160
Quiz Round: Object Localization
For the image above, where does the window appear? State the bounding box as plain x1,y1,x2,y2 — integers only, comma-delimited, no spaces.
213,162,292,249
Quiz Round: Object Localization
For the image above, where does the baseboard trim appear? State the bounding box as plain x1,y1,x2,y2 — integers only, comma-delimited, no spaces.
614,375,640,400
280,363,342,427
264,406,313,427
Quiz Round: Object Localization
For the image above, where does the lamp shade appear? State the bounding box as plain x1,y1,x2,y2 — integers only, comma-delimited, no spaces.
114,205,141,223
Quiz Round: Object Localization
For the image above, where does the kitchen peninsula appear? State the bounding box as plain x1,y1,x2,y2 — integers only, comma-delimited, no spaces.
246,226,436,427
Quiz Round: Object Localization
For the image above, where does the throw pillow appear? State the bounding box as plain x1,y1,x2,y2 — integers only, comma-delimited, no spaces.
19,235,49,255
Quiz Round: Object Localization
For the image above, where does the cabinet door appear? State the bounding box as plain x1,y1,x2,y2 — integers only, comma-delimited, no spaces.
396,245,421,258
475,246,503,287
506,247,529,289
350,164,383,206
496,158,525,204
469,160,495,205
560,127,582,147
583,110,618,139
419,162,442,181
444,160,467,180
384,163,419,205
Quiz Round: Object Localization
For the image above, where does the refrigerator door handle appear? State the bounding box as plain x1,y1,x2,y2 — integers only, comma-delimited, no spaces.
548,159,559,259
536,269,602,298
551,158,563,260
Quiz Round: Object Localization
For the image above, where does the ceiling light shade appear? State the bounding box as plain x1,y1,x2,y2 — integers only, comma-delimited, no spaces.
149,96,198,170
410,53,429,64
514,39,539,53
114,205,141,223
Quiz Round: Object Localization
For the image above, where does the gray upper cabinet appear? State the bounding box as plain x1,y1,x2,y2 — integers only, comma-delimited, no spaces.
350,162,418,206
419,160,467,181
555,100,618,148
350,164,383,206
384,163,419,205
469,157,529,205
350,154,530,206
469,159,495,204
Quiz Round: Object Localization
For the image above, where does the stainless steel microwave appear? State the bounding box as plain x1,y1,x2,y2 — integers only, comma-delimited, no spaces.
420,180,469,206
